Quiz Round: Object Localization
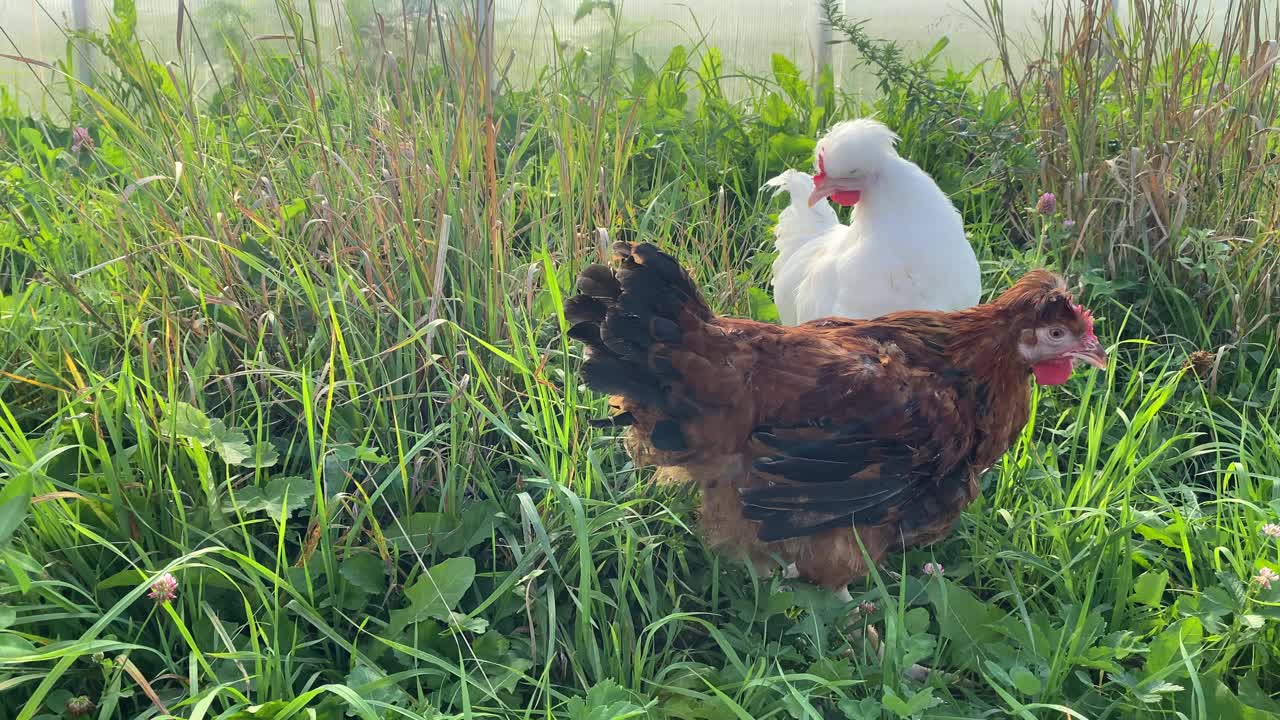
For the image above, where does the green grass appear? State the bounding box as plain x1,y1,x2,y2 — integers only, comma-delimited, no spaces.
1,0,1279,718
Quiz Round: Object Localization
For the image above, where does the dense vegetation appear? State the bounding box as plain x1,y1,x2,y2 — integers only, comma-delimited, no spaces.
1,0,1278,717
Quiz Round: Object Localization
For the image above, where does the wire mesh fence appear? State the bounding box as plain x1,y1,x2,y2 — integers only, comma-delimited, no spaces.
2,0,1145,113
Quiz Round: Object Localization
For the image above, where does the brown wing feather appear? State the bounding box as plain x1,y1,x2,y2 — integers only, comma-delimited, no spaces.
733,324,982,543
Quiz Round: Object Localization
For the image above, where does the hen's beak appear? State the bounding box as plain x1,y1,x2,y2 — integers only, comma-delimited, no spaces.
807,175,863,208
808,174,834,207
1071,338,1109,370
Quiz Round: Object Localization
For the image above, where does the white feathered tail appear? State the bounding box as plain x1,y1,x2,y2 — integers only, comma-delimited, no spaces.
764,170,840,254
764,170,844,325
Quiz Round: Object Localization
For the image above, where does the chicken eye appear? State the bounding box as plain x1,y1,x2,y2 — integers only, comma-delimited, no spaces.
1047,327,1066,341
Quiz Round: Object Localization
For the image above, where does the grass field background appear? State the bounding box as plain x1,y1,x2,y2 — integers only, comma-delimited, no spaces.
1,0,1279,718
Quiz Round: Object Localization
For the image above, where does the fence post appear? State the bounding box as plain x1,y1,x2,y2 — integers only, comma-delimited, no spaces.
70,0,93,102
813,0,833,105
476,0,494,102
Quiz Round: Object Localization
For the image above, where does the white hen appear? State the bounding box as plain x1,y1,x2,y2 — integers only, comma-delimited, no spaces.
765,119,982,325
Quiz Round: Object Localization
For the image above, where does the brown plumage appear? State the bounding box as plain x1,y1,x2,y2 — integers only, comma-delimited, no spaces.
566,242,1107,596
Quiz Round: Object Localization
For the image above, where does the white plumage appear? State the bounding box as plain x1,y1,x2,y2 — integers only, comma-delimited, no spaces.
765,119,982,325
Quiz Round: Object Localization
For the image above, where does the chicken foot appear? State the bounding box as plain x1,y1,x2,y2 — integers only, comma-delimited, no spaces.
778,563,931,682
844,599,932,683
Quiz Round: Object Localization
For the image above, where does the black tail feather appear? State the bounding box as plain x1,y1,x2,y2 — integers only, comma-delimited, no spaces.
564,295,607,324
567,243,711,451
576,264,621,298
567,321,603,348
580,357,665,406
601,312,652,356
650,420,688,451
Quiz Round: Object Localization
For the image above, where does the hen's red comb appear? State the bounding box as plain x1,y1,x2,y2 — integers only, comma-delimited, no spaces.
1071,302,1096,340
815,153,827,181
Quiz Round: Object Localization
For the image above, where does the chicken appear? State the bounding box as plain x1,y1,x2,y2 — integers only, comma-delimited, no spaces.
566,242,1106,600
765,119,982,325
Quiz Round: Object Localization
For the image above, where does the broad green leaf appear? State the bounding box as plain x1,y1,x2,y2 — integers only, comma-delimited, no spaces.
806,657,855,682
697,48,723,91
771,53,809,107
344,663,410,708
0,474,33,549
902,631,937,668
1190,676,1276,720
403,557,475,623
208,419,252,466
332,444,388,464
385,512,446,551
45,689,74,716
837,698,882,720
661,45,688,76
761,587,798,616
434,654,534,708
984,658,1014,688
96,568,147,591
163,403,275,467
1136,522,1181,548
926,578,1001,664
1131,569,1169,607
881,686,939,718
450,504,499,554
253,475,312,518
340,554,387,595
473,631,510,660
1145,617,1203,677
244,442,280,469
1200,586,1236,617
631,52,654,93
903,606,930,635
2,548,38,593
112,0,137,34
164,401,213,441
901,687,941,715
564,679,646,720
0,634,38,660
1010,666,1042,695
882,689,909,717
1238,672,1280,713
446,610,488,634
760,92,792,127
746,287,780,324
18,128,47,153
223,476,313,519
767,132,816,163
383,507,496,555
100,140,129,169
279,198,307,223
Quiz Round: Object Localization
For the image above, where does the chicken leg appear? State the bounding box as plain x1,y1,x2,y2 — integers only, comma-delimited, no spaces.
778,563,929,682
844,600,931,683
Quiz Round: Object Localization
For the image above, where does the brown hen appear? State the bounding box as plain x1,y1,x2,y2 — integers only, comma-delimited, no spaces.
566,242,1106,600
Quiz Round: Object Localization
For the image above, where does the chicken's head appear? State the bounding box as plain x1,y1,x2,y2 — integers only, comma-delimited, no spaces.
1002,271,1108,385
808,118,899,208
